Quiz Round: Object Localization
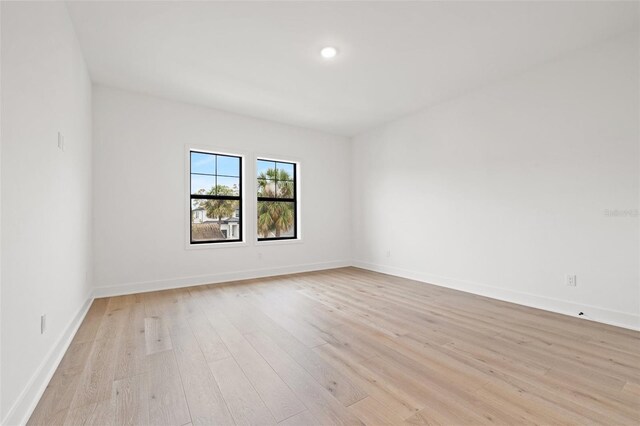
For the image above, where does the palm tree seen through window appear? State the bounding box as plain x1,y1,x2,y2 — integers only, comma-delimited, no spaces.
257,159,297,240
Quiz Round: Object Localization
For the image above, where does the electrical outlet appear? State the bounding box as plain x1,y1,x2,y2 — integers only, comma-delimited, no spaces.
57,132,65,151
41,314,47,334
386,250,391,258
566,274,577,287
257,252,263,259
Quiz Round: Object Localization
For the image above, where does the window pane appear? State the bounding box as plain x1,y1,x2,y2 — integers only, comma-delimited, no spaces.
276,180,294,198
191,199,240,242
257,178,276,197
276,162,294,180
217,155,240,177
191,152,215,175
217,176,240,196
257,201,295,238
191,174,216,195
257,160,276,178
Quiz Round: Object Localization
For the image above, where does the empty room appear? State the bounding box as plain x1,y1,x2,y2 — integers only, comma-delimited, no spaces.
1,1,639,425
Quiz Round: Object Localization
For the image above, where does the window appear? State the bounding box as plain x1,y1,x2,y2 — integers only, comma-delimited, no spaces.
257,159,297,240
190,150,242,244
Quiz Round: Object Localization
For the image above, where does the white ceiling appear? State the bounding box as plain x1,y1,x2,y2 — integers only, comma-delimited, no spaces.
66,1,639,136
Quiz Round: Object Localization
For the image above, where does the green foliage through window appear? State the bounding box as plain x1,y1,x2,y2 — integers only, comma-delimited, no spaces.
257,160,297,240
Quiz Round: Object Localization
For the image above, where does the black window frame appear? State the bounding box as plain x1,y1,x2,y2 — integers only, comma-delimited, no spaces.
257,159,297,241
189,150,243,245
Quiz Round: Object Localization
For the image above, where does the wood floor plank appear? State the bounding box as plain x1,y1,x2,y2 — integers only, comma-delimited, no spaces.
170,325,235,426
72,298,109,344
204,282,357,413
314,342,423,419
277,410,323,426
114,302,147,380
244,331,365,426
360,355,493,424
95,302,130,341
200,309,307,422
144,316,173,355
69,337,120,409
208,356,277,425
41,408,69,426
348,396,405,426
239,292,368,407
188,312,232,363
30,268,640,426
57,340,95,375
85,399,115,426
147,349,191,426
62,403,97,426
113,373,149,426
623,381,640,397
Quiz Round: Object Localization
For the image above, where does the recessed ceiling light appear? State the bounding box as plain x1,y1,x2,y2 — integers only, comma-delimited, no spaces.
320,46,338,59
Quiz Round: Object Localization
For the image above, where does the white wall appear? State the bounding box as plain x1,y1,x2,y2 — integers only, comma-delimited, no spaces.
352,32,640,329
92,86,351,295
1,2,93,424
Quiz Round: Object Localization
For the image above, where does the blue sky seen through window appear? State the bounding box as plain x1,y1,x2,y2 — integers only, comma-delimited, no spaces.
191,152,215,175
191,174,215,194
191,152,241,195
217,155,240,177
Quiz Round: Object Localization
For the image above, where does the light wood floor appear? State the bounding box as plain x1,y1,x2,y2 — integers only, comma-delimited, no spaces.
29,267,640,425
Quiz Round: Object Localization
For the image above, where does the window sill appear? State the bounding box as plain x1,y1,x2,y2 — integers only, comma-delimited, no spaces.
185,241,248,250
255,238,303,246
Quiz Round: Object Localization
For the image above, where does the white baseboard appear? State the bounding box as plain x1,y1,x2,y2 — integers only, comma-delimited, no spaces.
93,260,351,298
352,260,640,331
2,293,95,426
